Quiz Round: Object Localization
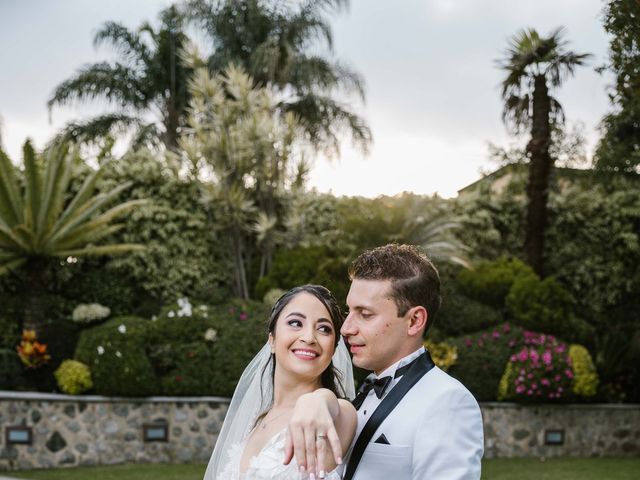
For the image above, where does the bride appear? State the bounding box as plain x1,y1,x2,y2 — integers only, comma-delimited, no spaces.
204,285,357,480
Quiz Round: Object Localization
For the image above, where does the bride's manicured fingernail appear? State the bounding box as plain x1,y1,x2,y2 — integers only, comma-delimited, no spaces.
337,457,343,465
310,474,316,480
319,470,326,479
299,465,306,473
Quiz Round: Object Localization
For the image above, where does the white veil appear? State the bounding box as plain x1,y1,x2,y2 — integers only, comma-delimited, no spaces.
203,338,355,479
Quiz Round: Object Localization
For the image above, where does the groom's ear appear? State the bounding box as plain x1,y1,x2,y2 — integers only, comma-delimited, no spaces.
407,306,428,337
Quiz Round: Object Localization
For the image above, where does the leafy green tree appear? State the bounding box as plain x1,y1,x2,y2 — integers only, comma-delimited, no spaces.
0,141,145,333
48,5,192,150
498,27,591,275
595,0,640,175
187,0,371,155
96,149,231,305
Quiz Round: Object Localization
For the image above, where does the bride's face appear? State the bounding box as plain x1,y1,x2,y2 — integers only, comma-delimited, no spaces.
269,292,336,383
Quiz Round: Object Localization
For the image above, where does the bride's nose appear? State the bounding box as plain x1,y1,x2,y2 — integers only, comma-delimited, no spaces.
299,325,317,344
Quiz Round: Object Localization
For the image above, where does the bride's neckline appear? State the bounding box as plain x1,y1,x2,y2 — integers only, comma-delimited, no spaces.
239,427,287,477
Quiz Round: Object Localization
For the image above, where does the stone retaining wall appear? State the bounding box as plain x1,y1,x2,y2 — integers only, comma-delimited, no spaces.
0,392,228,471
1,392,638,471
481,402,640,458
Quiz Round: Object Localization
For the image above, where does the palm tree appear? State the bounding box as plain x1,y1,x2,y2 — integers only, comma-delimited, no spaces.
187,0,371,156
48,5,192,150
498,27,590,275
0,140,146,333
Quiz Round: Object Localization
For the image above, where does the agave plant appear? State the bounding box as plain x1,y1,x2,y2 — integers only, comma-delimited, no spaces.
0,140,147,332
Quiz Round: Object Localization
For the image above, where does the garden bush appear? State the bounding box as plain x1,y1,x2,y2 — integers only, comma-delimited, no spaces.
505,275,584,340
448,323,524,401
424,339,457,372
0,307,21,350
436,283,504,337
254,246,350,304
568,344,599,398
54,359,93,395
457,257,536,308
0,348,24,390
497,331,573,402
146,298,270,396
74,316,157,396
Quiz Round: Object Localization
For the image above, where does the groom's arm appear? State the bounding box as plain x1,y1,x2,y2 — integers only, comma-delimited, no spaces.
284,388,355,476
412,389,484,479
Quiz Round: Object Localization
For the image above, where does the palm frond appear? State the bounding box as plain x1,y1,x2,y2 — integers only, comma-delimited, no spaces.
0,148,23,225
93,21,151,67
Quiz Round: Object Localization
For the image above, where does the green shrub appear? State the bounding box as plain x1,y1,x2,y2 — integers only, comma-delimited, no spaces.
0,348,24,390
54,359,93,395
147,298,270,396
255,246,350,304
448,323,524,401
458,257,536,308
74,316,157,396
506,276,576,338
436,284,504,337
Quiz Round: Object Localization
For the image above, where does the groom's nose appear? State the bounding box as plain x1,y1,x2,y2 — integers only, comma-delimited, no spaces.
341,312,357,336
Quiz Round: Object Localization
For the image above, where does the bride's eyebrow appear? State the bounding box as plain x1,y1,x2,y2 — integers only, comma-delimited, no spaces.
285,312,306,319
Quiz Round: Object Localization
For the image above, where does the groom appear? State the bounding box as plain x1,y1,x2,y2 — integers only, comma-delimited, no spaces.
284,244,484,479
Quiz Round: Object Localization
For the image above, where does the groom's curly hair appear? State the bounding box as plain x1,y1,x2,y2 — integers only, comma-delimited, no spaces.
349,243,442,333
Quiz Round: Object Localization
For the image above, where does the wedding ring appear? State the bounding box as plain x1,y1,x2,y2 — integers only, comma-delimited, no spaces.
316,433,327,440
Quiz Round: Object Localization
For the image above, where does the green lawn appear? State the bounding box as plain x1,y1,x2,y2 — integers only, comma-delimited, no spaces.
7,458,640,480
482,458,640,480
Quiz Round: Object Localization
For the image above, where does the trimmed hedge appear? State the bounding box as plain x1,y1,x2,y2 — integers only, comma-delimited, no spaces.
457,257,536,308
147,298,270,397
74,316,157,396
0,348,24,390
436,283,504,337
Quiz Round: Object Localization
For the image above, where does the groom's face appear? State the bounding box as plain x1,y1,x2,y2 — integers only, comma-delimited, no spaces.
343,279,411,375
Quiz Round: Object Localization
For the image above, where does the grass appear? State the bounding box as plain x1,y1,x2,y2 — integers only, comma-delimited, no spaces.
482,457,640,480
7,458,640,480
8,463,206,480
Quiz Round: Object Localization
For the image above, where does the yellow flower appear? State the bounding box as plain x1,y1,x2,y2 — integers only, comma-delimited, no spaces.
569,344,598,397
424,340,458,372
22,330,37,342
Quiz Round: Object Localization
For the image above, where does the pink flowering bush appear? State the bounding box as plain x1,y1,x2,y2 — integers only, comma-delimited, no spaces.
448,323,525,401
498,331,574,401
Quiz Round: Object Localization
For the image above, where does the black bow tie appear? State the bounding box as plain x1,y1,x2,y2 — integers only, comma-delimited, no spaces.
352,361,413,410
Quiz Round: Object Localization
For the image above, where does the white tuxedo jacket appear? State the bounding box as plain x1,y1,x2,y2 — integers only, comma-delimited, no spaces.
349,365,484,480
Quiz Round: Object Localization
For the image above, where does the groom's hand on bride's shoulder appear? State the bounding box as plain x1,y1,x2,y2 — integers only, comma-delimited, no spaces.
283,389,343,476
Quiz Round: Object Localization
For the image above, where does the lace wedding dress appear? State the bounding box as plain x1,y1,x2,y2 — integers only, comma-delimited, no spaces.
219,429,343,480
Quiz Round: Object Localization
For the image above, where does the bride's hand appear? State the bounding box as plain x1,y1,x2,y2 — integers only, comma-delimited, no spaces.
284,389,342,477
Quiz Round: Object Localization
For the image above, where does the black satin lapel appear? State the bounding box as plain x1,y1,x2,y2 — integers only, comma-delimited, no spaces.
343,351,435,480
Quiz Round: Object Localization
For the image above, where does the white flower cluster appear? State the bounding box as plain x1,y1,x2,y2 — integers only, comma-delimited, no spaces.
167,297,193,318
204,328,218,342
72,303,111,323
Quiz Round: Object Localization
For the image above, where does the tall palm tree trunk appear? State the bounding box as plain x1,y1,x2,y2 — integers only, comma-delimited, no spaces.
525,74,553,276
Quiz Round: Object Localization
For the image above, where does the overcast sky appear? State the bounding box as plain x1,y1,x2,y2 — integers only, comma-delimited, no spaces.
0,0,612,197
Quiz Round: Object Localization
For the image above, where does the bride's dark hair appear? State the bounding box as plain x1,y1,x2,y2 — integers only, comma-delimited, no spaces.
256,284,347,420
